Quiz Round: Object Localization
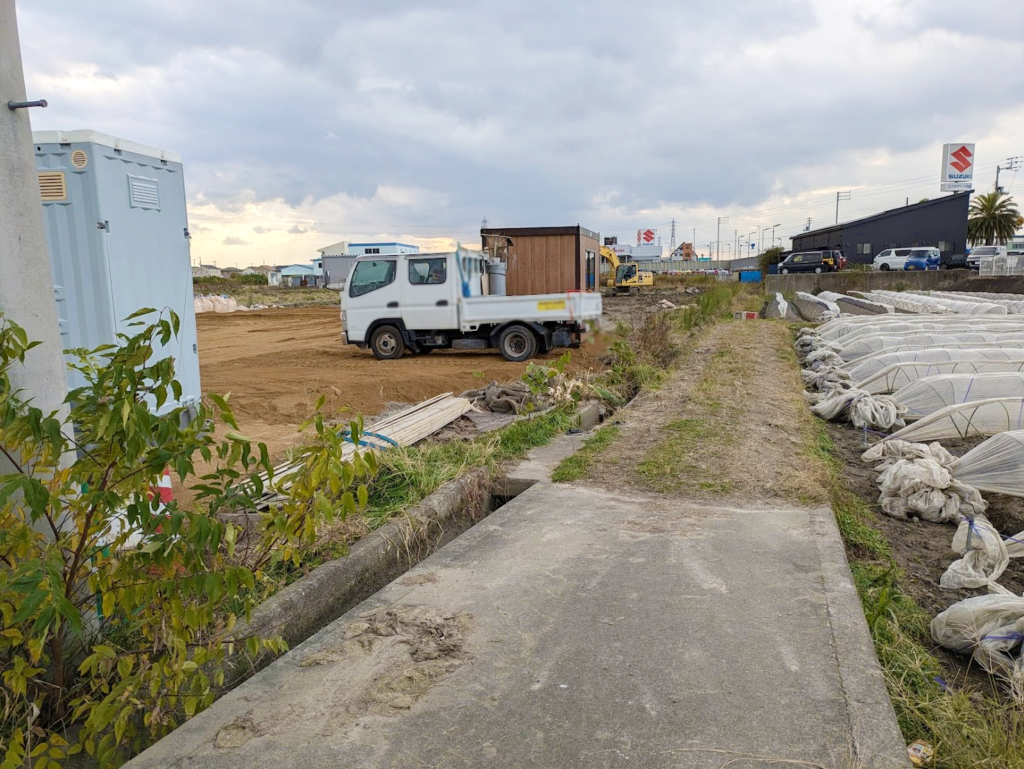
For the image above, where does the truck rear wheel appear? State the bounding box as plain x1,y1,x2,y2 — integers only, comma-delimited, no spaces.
498,325,538,362
370,325,405,360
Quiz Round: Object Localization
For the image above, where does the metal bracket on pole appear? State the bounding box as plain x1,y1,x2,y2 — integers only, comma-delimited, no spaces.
7,99,47,110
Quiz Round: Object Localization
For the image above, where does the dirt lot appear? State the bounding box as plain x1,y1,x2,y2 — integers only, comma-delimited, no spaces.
196,307,608,457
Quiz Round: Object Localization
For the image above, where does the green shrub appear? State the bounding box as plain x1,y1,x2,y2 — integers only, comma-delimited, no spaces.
0,310,371,766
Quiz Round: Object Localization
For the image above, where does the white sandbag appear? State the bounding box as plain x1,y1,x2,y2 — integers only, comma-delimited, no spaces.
931,594,1024,695
861,439,986,522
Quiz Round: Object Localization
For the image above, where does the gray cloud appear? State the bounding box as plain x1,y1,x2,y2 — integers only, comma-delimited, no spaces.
287,225,313,234
252,226,271,234
18,0,1024,246
222,236,251,246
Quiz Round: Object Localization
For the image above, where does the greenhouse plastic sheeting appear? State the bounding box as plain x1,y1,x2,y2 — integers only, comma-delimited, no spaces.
854,291,952,314
869,290,1008,315
887,398,1024,442
838,333,1024,361
842,343,1024,375
763,292,799,320
857,361,1024,395
816,291,893,316
817,317,1024,342
793,291,841,321
811,388,906,430
932,594,1024,692
952,430,1024,497
930,291,1024,314
847,348,1024,382
894,373,1024,420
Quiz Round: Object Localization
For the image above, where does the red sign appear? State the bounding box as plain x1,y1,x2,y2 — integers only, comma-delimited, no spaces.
950,145,973,173
642,229,655,243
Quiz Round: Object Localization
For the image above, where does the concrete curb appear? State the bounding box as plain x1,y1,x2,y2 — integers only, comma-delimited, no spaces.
809,504,911,767
224,466,492,684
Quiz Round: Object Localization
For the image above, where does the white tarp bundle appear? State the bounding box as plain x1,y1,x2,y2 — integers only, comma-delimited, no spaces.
940,514,1024,590
817,316,1024,343
811,388,907,430
888,398,1024,443
817,291,893,316
857,360,1024,395
844,345,1024,379
763,292,798,320
861,440,986,522
932,594,1024,699
793,292,841,321
894,373,1024,421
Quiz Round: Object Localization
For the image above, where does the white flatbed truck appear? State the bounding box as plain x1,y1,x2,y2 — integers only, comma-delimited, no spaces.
340,248,602,361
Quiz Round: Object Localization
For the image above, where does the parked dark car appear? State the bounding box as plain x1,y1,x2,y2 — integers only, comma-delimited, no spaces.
940,253,968,270
778,251,839,274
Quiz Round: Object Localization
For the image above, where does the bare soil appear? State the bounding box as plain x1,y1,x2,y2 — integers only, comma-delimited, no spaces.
196,307,607,458
585,318,829,504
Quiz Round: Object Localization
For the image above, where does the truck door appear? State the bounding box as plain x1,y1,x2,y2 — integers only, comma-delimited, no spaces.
345,258,398,344
401,255,457,333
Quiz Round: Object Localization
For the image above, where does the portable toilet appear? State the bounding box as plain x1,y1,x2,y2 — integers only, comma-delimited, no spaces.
33,130,200,413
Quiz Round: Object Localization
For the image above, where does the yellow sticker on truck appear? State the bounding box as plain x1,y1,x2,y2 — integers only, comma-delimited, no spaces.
537,300,567,311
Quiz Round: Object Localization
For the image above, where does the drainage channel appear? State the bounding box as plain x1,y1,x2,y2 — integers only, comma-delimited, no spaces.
224,471,538,688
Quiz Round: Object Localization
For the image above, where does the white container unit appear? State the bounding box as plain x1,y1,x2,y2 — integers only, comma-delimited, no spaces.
33,130,200,412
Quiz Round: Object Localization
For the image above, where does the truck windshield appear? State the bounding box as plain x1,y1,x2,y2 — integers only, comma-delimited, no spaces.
349,260,396,297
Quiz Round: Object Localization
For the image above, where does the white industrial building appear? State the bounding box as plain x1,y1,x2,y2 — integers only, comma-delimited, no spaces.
192,264,222,278
314,241,420,289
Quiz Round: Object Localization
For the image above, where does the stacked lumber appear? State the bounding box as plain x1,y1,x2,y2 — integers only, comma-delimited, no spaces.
254,393,472,505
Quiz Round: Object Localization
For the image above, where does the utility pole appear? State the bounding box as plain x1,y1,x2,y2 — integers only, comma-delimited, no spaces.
995,157,1023,194
0,1,70,434
734,229,738,261
835,191,851,224
771,223,781,250
805,217,812,232
670,219,676,253
748,230,756,255
716,216,729,260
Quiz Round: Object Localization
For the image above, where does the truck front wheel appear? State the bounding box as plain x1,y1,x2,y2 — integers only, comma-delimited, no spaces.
370,325,405,360
498,325,538,362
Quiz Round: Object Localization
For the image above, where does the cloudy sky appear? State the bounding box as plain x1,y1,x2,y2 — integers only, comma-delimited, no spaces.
18,0,1024,266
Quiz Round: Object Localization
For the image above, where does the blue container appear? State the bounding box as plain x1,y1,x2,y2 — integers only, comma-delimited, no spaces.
739,270,763,283
33,130,200,412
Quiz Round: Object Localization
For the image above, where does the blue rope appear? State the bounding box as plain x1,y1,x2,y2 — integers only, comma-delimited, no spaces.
338,428,400,450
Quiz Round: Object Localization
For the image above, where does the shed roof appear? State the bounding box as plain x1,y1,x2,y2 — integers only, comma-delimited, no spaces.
792,192,969,240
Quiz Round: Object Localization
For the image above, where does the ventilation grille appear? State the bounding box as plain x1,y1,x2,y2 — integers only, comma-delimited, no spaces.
70,149,88,169
38,171,68,202
128,175,160,209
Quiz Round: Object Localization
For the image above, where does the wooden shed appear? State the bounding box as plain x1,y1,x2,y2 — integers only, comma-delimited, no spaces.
480,225,600,296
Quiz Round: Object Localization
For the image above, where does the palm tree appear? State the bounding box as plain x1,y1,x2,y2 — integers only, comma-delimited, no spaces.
967,191,1023,245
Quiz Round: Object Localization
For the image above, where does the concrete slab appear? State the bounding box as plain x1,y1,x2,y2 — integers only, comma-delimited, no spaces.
129,484,908,768
504,433,584,488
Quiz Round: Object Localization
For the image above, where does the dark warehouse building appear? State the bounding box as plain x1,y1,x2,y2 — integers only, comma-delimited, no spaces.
789,192,969,265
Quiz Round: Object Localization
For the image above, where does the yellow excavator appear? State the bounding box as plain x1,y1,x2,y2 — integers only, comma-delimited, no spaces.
600,246,655,296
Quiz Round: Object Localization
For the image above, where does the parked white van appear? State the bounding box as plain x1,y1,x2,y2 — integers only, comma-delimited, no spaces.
872,247,938,271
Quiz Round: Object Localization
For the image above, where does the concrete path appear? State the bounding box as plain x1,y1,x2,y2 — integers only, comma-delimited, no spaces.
130,482,907,768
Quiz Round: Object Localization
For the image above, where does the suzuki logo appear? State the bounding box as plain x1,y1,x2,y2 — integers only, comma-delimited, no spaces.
950,145,973,173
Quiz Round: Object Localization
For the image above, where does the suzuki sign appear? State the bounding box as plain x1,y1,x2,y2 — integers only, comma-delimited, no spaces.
636,228,656,245
941,143,975,192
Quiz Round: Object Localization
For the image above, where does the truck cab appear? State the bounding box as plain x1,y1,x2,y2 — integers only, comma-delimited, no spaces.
341,248,602,362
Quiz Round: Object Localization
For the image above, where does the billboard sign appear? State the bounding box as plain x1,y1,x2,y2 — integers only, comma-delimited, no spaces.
636,228,656,245
941,143,975,192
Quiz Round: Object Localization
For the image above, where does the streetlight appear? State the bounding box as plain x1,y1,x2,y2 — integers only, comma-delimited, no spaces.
748,230,757,256
716,216,729,260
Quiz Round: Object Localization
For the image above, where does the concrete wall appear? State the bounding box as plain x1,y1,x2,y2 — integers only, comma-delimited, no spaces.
765,269,969,295
0,1,69,424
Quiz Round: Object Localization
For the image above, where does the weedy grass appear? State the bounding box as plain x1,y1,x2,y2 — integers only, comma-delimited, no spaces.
551,424,620,483
810,420,1024,767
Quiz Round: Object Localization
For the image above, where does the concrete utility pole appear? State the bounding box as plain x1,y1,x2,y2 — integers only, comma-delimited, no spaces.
835,191,850,224
0,0,69,424
716,216,729,260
